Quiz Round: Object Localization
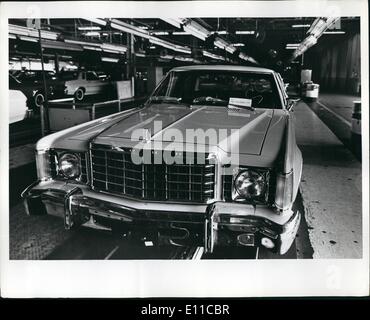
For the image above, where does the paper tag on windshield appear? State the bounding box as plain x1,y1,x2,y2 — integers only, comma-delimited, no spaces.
229,97,252,108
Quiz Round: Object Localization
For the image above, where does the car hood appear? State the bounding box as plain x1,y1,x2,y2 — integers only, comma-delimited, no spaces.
93,104,275,155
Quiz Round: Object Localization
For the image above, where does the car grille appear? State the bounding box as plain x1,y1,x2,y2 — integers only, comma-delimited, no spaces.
90,144,216,203
80,152,88,183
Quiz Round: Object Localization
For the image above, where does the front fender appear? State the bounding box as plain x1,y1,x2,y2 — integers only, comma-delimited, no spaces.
35,107,139,152
284,112,302,202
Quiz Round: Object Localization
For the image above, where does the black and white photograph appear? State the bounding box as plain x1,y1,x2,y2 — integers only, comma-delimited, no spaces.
0,0,368,298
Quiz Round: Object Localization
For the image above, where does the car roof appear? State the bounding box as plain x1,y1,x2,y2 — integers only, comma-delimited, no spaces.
171,65,276,74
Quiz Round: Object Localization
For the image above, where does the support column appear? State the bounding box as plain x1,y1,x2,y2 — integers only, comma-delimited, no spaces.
147,66,164,93
126,27,136,96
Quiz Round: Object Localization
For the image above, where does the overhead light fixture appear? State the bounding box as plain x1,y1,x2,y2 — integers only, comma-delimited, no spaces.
225,46,236,54
212,30,228,35
307,17,340,38
19,36,38,42
83,45,102,51
78,26,101,31
149,38,191,54
174,56,194,62
238,52,258,64
84,31,100,37
9,24,59,41
84,18,107,26
286,43,300,47
285,47,297,50
323,31,345,34
65,38,101,46
161,18,184,29
203,50,225,61
172,31,190,35
182,20,210,41
110,19,151,39
41,39,83,51
150,31,169,36
102,43,127,53
232,43,245,47
160,54,174,60
110,22,150,39
214,38,236,53
135,52,146,57
305,34,317,46
235,30,255,35
101,57,119,63
214,38,228,49
291,17,340,60
108,19,191,54
292,24,311,28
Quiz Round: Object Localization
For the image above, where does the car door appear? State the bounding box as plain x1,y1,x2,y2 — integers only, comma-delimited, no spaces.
86,71,101,94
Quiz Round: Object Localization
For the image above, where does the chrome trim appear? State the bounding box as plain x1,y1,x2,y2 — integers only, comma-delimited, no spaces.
89,145,217,204
64,187,82,229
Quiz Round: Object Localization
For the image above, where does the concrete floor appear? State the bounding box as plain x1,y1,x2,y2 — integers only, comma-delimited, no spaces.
317,93,360,124
294,100,362,258
8,93,363,259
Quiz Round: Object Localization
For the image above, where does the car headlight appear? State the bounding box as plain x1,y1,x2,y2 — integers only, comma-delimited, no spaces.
232,169,268,202
58,153,81,179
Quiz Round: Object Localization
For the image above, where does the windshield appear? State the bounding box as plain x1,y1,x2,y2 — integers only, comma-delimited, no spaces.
149,70,282,109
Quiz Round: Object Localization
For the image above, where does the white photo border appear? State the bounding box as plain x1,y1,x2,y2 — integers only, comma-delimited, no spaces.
0,0,368,297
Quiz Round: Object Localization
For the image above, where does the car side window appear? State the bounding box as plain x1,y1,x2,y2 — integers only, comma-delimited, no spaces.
86,72,98,81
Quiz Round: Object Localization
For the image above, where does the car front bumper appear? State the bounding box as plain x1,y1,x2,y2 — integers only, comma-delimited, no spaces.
22,180,300,255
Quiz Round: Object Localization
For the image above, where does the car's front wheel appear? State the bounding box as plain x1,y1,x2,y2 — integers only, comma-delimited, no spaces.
74,88,85,101
34,92,45,107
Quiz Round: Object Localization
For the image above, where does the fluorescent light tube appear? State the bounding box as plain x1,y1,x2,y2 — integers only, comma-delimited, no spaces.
84,31,100,37
323,31,345,34
83,46,102,51
78,26,101,31
173,31,190,35
151,31,169,36
101,57,119,63
292,24,311,28
84,18,107,26
161,18,183,29
203,50,225,60
235,31,255,35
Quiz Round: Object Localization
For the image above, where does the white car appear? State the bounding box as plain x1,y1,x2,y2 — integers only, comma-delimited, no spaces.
64,71,112,101
9,89,29,124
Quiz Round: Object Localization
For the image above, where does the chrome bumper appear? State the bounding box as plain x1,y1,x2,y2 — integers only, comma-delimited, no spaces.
22,181,301,255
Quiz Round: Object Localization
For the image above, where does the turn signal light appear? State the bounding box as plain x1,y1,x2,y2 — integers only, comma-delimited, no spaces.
261,237,275,249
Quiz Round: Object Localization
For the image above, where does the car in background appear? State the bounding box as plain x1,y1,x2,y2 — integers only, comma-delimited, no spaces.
22,65,302,256
63,70,112,101
9,89,29,123
9,70,65,108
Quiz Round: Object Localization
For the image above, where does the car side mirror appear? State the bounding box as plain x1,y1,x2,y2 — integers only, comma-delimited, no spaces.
287,98,300,111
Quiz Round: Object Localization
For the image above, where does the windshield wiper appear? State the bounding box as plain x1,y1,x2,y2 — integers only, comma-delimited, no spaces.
148,96,184,104
192,96,228,106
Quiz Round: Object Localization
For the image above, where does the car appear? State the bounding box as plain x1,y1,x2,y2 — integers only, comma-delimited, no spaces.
22,65,303,255
9,71,65,108
9,89,29,123
64,70,112,101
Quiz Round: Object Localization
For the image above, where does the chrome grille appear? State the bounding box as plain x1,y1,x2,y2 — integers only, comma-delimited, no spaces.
90,144,216,203
80,152,88,183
